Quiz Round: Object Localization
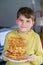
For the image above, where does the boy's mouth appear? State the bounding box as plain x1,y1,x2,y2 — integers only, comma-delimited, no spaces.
21,26,27,28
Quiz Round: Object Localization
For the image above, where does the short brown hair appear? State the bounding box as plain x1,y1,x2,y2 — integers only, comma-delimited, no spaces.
17,7,35,20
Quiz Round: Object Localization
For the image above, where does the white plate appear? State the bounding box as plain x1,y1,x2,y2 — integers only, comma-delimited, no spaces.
2,52,30,62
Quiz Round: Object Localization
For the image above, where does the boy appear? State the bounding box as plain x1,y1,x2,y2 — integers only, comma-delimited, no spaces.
2,7,43,65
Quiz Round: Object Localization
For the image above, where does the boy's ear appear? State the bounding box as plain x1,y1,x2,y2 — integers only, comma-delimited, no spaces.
32,21,35,27
33,21,35,25
16,19,18,24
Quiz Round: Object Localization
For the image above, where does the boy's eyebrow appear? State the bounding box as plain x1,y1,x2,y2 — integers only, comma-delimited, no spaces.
18,18,22,20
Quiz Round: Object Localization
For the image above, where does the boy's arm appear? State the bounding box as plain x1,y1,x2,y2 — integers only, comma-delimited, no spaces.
2,34,9,61
32,35,43,65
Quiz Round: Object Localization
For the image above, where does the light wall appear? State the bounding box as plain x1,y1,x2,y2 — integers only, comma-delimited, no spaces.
0,0,40,27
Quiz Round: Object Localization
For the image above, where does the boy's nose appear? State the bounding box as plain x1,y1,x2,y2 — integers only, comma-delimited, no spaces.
22,22,26,25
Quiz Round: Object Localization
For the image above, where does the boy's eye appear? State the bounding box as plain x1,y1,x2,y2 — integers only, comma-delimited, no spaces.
20,20,23,21
19,19,23,22
26,20,30,22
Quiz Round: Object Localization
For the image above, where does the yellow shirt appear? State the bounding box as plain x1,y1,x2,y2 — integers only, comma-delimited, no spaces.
2,29,43,65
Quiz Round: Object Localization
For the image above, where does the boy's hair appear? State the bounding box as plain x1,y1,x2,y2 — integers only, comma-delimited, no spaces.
17,7,35,20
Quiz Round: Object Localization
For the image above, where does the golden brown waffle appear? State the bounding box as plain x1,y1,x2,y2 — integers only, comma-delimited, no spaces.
5,37,27,60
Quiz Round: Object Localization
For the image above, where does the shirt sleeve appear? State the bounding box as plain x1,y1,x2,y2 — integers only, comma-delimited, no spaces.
32,35,43,65
2,33,9,61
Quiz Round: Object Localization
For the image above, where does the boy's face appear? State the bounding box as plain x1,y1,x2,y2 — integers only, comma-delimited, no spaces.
16,15,34,33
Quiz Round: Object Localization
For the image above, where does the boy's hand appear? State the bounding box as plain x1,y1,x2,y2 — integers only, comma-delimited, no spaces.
25,54,35,63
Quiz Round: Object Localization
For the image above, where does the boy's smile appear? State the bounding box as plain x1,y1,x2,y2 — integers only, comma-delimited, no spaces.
16,15,34,33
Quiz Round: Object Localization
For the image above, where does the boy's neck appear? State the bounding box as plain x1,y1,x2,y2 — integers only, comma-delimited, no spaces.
17,29,30,34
